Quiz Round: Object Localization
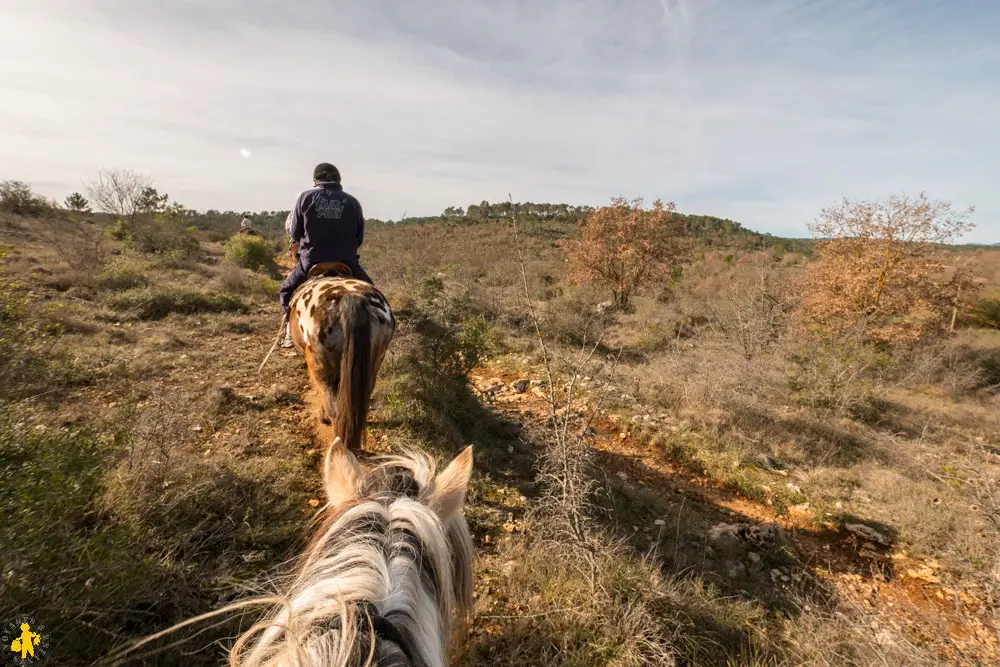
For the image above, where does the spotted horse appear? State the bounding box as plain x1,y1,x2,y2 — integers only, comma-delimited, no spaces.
287,262,395,451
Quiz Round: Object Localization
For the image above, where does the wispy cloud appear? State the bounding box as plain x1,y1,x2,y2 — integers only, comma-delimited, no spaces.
0,0,997,240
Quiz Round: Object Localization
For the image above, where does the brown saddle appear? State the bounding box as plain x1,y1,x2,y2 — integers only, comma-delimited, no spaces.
306,262,354,279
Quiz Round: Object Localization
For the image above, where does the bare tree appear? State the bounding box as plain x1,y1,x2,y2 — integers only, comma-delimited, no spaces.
707,255,798,359
86,168,153,225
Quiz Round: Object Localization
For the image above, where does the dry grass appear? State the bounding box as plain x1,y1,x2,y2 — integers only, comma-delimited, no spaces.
1,212,997,665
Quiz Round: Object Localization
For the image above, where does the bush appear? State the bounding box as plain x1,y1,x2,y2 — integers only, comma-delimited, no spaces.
107,209,200,257
540,290,606,346
456,314,503,373
223,234,275,272
104,286,248,320
968,297,1000,329
0,245,25,324
98,256,150,292
788,341,897,415
215,262,280,300
0,180,52,216
129,216,200,255
378,308,499,447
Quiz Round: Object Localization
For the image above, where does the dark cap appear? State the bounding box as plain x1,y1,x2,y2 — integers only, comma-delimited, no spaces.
313,162,341,182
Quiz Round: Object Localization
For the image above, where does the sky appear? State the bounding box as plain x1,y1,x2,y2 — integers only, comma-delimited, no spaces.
1,0,998,242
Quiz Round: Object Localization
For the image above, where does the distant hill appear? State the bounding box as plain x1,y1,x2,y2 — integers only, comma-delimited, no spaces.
954,242,1000,249
377,201,809,252
184,199,809,252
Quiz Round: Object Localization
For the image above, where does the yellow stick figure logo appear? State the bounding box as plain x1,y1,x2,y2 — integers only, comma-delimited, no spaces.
1,616,50,665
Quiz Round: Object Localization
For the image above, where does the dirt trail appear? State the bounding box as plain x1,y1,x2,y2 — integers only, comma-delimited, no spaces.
470,363,1000,666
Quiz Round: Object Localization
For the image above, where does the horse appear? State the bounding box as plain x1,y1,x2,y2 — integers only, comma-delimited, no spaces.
288,262,395,450
117,440,475,667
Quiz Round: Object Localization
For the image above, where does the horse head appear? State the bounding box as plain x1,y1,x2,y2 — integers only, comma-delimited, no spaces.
230,441,475,667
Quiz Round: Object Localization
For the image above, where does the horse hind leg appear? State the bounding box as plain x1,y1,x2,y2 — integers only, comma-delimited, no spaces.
304,344,338,426
320,378,338,426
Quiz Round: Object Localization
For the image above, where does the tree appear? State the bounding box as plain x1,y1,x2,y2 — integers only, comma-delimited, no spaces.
64,192,91,213
86,168,154,225
137,187,168,214
567,197,689,308
0,181,50,216
800,193,977,343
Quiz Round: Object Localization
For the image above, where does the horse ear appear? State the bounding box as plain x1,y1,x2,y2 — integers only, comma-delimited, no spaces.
324,438,361,507
429,446,473,519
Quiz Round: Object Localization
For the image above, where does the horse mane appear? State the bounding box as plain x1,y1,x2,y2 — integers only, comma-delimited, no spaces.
229,446,474,667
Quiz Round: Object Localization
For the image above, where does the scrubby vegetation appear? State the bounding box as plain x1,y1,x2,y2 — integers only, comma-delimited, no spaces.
1,180,56,216
0,182,997,666
222,234,278,273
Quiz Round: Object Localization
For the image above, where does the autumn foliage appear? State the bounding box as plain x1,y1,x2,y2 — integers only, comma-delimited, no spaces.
801,193,977,343
567,197,688,308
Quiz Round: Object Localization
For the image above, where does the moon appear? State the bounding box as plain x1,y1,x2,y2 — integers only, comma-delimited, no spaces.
239,148,251,158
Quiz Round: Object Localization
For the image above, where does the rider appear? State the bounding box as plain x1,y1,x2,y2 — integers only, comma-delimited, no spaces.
238,217,261,236
278,162,373,347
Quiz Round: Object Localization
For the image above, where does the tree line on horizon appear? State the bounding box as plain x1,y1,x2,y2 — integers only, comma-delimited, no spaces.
0,174,806,251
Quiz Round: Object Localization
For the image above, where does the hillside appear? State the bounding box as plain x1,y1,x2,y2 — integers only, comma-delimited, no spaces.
184,199,809,254
1,209,998,666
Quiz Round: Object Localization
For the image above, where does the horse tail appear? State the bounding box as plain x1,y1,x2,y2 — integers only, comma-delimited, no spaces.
335,294,371,451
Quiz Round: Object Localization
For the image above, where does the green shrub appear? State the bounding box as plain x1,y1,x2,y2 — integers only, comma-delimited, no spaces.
258,275,280,297
0,180,52,216
224,234,275,272
97,256,150,292
377,308,499,447
105,286,248,320
108,212,200,256
456,314,504,373
969,297,1000,329
216,261,280,300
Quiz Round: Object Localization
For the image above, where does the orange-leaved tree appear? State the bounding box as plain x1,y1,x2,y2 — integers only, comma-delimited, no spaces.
567,197,687,308
801,192,977,343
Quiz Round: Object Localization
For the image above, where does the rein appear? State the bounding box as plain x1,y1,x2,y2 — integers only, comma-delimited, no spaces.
256,312,288,375
318,601,419,666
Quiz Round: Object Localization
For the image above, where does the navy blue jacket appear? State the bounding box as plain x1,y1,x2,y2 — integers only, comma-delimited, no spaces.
287,182,364,268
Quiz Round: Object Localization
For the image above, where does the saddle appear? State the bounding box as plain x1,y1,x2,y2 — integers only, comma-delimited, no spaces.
307,262,354,279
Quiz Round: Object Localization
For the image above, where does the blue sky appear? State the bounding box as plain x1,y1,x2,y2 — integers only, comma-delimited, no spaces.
1,0,997,241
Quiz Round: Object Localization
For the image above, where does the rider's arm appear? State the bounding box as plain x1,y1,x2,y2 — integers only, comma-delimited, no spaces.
288,194,306,245
355,199,365,249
